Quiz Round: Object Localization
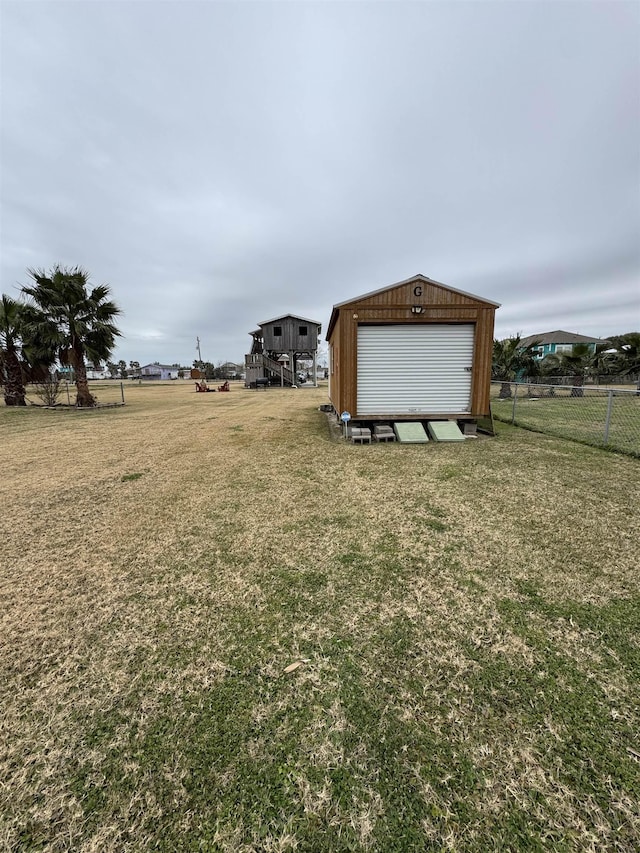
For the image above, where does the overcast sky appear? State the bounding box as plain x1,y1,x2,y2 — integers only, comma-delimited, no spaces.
1,0,638,367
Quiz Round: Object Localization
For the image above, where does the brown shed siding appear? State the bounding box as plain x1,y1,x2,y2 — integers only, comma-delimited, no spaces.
326,275,498,420
471,308,496,415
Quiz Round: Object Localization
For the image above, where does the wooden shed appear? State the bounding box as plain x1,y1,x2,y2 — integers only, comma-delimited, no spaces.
326,274,499,422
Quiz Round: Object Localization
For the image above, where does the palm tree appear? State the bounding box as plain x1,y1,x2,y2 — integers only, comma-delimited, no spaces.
492,335,541,398
22,265,121,407
606,333,640,376
0,294,28,406
588,346,617,381
541,343,603,396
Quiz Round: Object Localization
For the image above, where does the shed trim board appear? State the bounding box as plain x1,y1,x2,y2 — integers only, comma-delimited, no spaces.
357,324,474,415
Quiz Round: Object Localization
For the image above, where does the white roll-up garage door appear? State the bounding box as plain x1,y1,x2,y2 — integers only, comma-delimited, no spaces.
357,324,474,415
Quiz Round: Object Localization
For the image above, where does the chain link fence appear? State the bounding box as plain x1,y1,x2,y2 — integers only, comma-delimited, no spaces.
490,381,640,457
24,380,126,408
528,374,640,387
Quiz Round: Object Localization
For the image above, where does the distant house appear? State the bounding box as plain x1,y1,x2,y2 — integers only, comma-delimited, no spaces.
86,365,110,380
140,363,179,380
219,361,244,379
520,331,609,360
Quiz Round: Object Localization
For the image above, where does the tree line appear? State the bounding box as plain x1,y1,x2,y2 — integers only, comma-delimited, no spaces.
493,334,640,398
0,265,121,407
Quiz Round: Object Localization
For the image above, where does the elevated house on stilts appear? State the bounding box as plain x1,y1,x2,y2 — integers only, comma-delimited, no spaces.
245,314,322,387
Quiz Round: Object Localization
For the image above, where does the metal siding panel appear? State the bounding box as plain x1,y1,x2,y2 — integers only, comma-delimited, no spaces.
357,325,474,414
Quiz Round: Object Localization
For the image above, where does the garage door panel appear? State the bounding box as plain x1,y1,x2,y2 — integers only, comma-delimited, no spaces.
357,325,474,415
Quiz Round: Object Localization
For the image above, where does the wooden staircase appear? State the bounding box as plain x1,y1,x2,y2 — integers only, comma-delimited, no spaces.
245,353,296,386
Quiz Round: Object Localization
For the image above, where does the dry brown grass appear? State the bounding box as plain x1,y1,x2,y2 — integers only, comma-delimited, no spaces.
1,381,639,851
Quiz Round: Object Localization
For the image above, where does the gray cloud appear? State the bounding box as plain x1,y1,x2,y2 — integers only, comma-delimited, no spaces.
1,0,638,365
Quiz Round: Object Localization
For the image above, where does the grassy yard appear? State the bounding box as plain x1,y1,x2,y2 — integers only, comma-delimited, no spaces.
490,386,640,457
1,382,639,852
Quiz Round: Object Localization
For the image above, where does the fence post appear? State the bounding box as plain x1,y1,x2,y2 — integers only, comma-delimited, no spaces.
511,383,518,424
66,381,71,406
120,382,125,403
603,390,614,445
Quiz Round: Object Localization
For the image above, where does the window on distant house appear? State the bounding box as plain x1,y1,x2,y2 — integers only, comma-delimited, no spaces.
554,344,574,354
273,326,282,337
299,325,308,336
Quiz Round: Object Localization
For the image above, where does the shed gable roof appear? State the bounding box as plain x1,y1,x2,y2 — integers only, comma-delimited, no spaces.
327,274,500,339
